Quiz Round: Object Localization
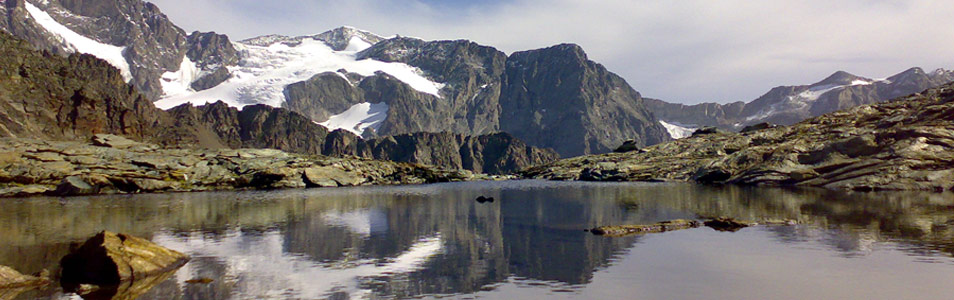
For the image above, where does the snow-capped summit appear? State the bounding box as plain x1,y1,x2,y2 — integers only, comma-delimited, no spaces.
152,27,446,135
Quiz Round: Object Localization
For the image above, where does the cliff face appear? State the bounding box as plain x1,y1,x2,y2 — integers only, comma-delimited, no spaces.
320,131,560,175
500,44,670,156
0,30,163,140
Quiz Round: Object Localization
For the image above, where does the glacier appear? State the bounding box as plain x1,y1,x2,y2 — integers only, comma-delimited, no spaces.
659,120,697,139
154,35,445,110
318,102,390,136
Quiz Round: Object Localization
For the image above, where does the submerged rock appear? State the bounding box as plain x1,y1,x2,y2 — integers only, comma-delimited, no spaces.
590,219,700,237
60,231,189,286
703,218,754,232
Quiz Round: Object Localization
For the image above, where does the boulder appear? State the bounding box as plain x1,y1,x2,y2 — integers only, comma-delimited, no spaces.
303,167,365,187
614,140,641,153
590,219,700,237
703,218,754,232
52,176,99,196
91,134,141,149
740,122,778,133
0,265,48,288
691,126,723,136
60,231,189,286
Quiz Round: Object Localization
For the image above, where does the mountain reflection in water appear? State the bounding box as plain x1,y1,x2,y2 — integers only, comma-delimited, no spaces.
0,180,952,299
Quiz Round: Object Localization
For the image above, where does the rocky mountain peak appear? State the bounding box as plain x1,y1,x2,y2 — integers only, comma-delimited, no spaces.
313,26,385,51
814,70,869,87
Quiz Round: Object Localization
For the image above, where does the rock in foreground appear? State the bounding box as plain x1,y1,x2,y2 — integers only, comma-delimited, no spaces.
524,83,954,191
60,231,188,286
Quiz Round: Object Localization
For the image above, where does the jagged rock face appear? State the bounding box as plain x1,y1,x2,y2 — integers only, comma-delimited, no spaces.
0,31,163,140
321,131,560,175
0,0,237,100
166,102,330,155
185,31,238,91
649,68,954,131
525,82,954,191
284,72,366,123
358,38,508,135
501,44,671,157
314,26,384,51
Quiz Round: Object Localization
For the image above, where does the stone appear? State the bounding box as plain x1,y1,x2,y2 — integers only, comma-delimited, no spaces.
92,134,141,149
691,126,722,136
60,231,190,286
53,176,99,196
303,167,364,187
704,218,754,232
614,140,641,153
24,152,64,162
740,122,779,133
590,219,700,237
0,265,48,288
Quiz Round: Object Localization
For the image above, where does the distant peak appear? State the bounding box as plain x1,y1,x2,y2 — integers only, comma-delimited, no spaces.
814,70,867,87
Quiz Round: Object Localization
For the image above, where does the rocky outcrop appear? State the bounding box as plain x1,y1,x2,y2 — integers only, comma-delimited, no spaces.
322,131,560,175
647,68,954,131
0,136,480,197
60,231,189,286
524,82,954,191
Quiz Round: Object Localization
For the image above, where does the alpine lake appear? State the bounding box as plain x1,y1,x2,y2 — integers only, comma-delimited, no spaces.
2,180,952,299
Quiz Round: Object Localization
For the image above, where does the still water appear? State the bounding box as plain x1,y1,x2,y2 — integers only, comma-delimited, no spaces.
1,180,953,299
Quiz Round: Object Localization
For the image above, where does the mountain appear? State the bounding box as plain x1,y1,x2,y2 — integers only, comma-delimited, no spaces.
2,0,671,157
0,29,554,174
646,68,954,134
0,0,238,101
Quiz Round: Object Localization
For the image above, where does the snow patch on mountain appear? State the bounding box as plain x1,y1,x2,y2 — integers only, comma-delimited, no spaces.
24,2,132,82
159,56,201,97
319,102,389,136
748,78,878,121
155,35,444,110
659,120,697,139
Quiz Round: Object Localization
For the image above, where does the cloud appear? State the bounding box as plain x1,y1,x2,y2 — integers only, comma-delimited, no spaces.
149,0,954,104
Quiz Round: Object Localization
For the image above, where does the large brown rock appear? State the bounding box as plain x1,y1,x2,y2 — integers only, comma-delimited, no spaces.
60,231,189,286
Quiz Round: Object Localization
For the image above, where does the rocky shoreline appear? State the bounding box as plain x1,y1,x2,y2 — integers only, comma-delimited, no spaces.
523,83,954,192
0,134,491,198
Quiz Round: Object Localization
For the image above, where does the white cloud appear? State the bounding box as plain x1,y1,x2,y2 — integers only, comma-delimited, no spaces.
150,0,954,104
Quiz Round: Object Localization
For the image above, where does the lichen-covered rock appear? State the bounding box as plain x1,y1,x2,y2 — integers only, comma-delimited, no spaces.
60,231,189,286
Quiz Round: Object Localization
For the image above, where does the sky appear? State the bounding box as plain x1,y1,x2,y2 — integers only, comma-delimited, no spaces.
149,0,954,104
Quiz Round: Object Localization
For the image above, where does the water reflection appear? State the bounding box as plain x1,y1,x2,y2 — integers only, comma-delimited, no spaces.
0,181,952,299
